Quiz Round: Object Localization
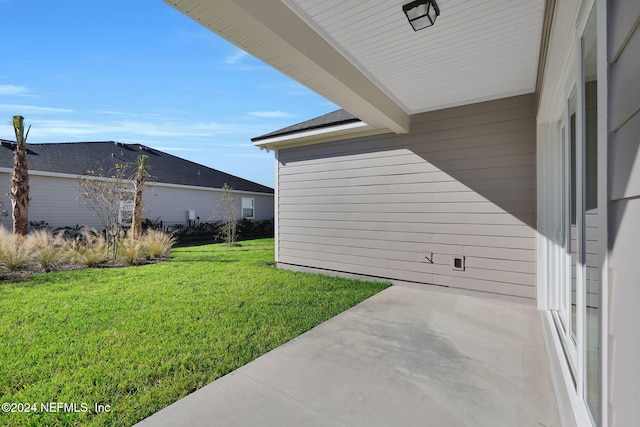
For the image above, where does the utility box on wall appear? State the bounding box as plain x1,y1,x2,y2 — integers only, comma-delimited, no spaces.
452,255,465,271
187,209,196,221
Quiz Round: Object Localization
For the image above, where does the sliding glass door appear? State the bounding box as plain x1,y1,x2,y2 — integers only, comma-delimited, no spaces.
548,6,601,426
551,88,578,376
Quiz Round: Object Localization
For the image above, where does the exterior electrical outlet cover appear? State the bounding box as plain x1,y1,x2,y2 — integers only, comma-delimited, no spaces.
452,255,465,271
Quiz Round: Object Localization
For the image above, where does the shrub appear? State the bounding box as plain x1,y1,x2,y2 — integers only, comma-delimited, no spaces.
53,224,86,241
167,221,216,242
29,220,50,231
169,219,273,243
237,218,274,239
142,218,163,231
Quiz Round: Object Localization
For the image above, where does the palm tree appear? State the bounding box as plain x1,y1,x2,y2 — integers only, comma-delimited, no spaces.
10,115,30,235
130,154,149,240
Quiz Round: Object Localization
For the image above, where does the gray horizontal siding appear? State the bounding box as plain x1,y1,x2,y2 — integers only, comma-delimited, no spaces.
277,94,537,299
0,172,274,230
0,174,101,229
148,186,274,223
608,1,640,425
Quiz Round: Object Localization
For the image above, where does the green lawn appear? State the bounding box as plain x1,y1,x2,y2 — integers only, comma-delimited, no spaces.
0,238,389,426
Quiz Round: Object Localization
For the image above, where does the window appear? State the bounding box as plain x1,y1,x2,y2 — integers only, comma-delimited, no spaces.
118,200,134,226
241,197,254,219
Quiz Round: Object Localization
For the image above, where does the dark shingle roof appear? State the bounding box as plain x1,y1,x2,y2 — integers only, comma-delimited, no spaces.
251,109,360,142
0,140,273,194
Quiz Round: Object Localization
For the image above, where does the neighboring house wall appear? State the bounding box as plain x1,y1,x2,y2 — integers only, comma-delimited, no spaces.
607,0,640,424
0,172,100,229
276,94,537,299
0,170,274,230
146,183,274,224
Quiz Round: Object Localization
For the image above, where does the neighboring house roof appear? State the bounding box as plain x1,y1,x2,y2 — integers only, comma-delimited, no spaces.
0,140,273,194
252,109,360,142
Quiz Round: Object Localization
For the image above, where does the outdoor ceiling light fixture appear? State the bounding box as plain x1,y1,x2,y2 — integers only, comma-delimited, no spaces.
403,0,440,31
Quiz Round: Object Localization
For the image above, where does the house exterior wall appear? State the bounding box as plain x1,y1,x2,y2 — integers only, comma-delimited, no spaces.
0,170,274,230
276,94,537,299
0,172,101,229
147,183,274,224
607,0,640,425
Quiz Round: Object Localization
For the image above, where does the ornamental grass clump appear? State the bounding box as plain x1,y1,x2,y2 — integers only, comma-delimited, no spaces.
0,226,35,271
140,229,175,259
69,229,108,268
118,236,144,266
0,226,175,281
118,229,175,265
30,229,68,272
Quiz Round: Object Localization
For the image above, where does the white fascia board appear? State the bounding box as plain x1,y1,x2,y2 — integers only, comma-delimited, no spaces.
163,0,409,134
0,168,85,180
252,121,388,151
148,182,272,197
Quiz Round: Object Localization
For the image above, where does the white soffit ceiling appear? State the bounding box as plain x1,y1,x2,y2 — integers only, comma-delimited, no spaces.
283,0,545,114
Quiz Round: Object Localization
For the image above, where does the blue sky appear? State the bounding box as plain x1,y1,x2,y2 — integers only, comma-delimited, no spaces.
0,0,338,187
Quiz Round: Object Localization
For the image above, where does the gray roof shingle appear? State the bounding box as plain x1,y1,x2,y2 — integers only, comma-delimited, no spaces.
251,109,359,142
0,140,273,194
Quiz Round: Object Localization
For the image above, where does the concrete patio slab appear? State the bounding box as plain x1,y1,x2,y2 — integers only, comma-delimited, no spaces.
135,285,560,426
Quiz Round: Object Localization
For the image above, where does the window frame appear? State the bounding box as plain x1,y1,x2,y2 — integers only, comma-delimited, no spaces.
241,197,255,220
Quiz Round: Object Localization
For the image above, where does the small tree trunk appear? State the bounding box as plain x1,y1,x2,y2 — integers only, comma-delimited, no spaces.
10,115,30,236
219,183,238,246
131,155,149,240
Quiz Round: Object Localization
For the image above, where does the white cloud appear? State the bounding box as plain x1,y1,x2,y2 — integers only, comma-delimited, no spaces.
224,49,249,65
0,104,72,114
28,119,113,136
248,111,295,119
24,118,267,141
0,85,30,96
94,110,130,116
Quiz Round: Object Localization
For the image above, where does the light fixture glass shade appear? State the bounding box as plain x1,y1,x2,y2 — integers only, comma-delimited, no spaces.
405,3,427,21
403,0,440,31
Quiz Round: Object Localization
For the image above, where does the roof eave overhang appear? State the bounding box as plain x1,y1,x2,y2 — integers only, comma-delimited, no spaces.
251,121,389,151
163,0,410,134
